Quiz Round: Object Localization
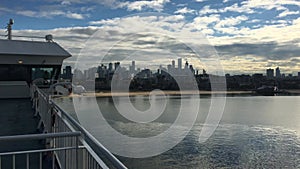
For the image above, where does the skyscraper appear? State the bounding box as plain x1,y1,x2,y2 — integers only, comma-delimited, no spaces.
184,61,189,70
114,62,120,71
167,64,172,72
108,63,113,72
132,61,135,71
129,61,135,73
172,60,175,68
266,68,274,79
178,58,182,70
276,67,281,78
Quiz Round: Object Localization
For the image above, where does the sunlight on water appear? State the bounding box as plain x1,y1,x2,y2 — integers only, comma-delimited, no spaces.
54,95,300,168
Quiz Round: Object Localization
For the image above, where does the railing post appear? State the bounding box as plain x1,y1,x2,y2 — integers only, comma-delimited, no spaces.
76,135,79,169
12,154,15,169
26,153,29,169
39,152,42,169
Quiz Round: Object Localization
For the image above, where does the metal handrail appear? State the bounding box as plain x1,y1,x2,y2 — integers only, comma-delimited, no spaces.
31,83,127,169
53,103,128,169
0,146,79,156
0,132,80,142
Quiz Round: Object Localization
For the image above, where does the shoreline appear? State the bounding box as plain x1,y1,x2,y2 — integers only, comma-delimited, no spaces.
70,90,254,97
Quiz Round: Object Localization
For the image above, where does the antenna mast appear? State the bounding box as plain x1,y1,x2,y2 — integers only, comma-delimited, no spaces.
7,19,14,40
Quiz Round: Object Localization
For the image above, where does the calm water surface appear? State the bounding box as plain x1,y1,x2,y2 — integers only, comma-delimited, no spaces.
55,95,300,168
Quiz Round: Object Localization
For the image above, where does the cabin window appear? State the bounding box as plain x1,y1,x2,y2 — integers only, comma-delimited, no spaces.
31,68,54,80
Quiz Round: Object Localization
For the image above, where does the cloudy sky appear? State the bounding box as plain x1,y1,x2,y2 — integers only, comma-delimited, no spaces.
0,0,299,75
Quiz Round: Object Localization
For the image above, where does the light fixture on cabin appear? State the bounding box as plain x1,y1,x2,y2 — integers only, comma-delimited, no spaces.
45,34,53,42
18,60,23,64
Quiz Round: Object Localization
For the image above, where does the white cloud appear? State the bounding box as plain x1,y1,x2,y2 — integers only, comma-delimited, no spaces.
16,10,37,17
220,3,255,13
174,7,196,15
176,3,187,7
158,15,185,22
61,0,71,5
66,12,85,19
195,0,207,2
199,5,218,15
15,10,85,19
89,18,121,25
277,9,300,18
184,15,220,35
55,0,119,7
217,0,300,14
248,19,260,23
241,0,300,9
215,15,248,28
192,15,220,27
118,0,170,12
210,17,300,45
0,7,12,13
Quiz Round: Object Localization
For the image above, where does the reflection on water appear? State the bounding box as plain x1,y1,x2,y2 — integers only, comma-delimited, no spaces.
55,95,300,168
118,123,300,168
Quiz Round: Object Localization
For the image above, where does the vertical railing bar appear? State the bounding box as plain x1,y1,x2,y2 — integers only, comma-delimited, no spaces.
39,152,42,169
92,154,95,169
12,154,15,169
92,156,95,169
83,149,86,169
64,149,67,169
52,150,55,169
26,153,29,169
69,136,71,168
89,153,91,169
91,153,93,169
0,155,2,169
87,152,90,169
76,136,79,169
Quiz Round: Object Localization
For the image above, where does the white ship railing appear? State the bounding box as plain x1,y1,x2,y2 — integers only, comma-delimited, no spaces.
26,84,127,169
0,132,82,169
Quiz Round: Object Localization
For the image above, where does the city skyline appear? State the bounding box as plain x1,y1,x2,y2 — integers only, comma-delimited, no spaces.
63,59,300,77
62,59,300,91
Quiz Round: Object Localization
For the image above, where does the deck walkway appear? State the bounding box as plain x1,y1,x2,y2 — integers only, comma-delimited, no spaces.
0,99,50,169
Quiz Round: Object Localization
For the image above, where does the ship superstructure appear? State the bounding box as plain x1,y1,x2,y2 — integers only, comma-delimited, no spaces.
0,19,126,169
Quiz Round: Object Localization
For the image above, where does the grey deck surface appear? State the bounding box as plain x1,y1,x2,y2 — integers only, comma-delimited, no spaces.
0,99,51,169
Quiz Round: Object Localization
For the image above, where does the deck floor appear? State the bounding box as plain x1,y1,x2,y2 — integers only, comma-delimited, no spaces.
0,98,51,169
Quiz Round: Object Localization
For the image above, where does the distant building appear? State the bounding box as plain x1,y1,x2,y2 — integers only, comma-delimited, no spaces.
298,72,300,78
61,66,72,80
178,58,182,70
171,60,175,69
189,65,195,74
252,73,263,78
184,61,189,70
275,67,281,78
138,69,152,78
166,64,171,72
266,68,274,79
108,63,113,72
114,62,120,71
129,61,135,74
